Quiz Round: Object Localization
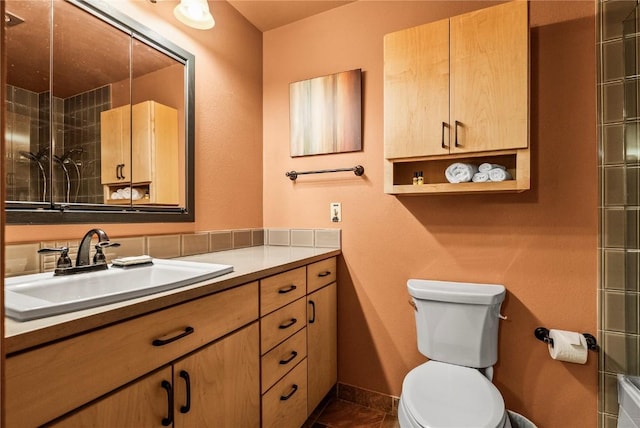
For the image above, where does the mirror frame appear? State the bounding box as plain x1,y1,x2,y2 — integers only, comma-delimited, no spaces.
5,0,195,224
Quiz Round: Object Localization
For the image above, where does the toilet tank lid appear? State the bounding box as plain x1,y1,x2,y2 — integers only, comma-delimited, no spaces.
407,279,506,305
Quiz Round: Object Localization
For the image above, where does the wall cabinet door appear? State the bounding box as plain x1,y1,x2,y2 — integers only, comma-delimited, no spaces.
307,282,337,413
100,104,131,185
449,0,528,154
384,18,450,159
174,322,260,428
384,1,528,159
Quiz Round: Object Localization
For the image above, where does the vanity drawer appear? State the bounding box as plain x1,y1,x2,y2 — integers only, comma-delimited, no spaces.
307,257,337,293
261,327,307,393
262,358,308,428
261,297,306,355
6,282,259,428
260,267,306,316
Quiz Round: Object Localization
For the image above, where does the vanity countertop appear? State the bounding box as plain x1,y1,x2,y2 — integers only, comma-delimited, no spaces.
4,245,341,355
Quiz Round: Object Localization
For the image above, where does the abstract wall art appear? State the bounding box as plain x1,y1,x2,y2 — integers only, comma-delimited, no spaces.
289,68,362,157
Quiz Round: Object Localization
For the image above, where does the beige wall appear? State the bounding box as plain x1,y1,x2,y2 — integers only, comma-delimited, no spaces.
263,1,597,426
5,0,263,243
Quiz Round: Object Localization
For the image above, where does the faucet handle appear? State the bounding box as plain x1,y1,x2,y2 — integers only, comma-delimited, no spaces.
96,241,120,249
38,247,72,269
93,241,120,264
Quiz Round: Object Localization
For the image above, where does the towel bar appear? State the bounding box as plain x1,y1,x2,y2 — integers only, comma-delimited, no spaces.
285,165,364,181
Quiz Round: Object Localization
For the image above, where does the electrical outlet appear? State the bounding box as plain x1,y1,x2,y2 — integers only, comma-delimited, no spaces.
330,202,341,222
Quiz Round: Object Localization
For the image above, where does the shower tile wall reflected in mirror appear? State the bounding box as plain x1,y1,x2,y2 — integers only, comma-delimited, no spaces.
5,84,108,204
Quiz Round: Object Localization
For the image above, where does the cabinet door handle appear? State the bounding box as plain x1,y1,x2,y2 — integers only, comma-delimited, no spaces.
441,121,448,149
309,300,316,324
161,380,174,426
152,326,195,346
278,318,297,329
279,350,298,365
179,370,191,414
115,165,121,179
278,284,297,294
317,271,331,277
454,120,461,147
280,384,298,401
119,163,126,180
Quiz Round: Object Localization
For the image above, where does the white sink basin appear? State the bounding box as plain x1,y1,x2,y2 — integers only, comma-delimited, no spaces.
5,259,233,321
618,374,640,428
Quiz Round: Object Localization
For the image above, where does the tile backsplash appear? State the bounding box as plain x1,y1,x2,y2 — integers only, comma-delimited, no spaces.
5,228,340,277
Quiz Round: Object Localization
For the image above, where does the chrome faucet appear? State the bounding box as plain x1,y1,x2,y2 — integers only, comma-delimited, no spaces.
38,228,120,275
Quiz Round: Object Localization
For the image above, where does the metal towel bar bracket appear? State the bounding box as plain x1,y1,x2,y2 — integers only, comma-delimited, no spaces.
534,327,599,351
285,165,364,181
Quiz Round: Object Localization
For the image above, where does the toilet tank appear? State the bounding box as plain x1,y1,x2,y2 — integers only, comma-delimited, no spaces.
407,279,506,368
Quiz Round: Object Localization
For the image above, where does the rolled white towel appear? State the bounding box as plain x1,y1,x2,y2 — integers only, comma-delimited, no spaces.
489,168,513,182
131,188,144,200
479,163,506,173
445,163,478,183
110,192,121,200
472,172,490,183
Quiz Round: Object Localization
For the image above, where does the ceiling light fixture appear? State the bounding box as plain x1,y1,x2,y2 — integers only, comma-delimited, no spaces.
173,0,215,30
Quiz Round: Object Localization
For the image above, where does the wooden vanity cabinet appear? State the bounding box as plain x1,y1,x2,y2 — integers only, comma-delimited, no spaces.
259,256,338,427
306,258,338,413
54,323,260,428
100,100,179,205
383,1,530,194
5,256,338,428
5,282,258,427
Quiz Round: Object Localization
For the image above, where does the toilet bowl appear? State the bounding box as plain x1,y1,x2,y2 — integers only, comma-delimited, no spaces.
398,361,511,428
400,279,514,428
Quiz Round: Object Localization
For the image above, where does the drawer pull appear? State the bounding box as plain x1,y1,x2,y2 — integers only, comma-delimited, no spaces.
454,120,461,147
278,284,297,294
279,350,298,365
317,271,331,277
152,326,195,346
161,380,173,426
441,121,448,149
280,384,299,401
179,370,191,414
278,318,297,329
309,300,316,324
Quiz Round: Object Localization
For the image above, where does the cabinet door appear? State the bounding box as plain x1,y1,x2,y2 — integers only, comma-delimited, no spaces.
174,322,260,428
53,367,172,428
384,18,450,159
450,0,528,153
100,105,130,185
131,101,153,183
307,282,337,413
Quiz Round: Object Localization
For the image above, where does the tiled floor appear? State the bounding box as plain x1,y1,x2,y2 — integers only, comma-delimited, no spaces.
306,397,400,428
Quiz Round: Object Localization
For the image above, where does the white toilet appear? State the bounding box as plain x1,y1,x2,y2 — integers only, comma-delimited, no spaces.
399,279,512,428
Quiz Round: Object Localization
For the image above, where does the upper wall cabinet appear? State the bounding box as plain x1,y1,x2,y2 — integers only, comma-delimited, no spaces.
383,1,530,194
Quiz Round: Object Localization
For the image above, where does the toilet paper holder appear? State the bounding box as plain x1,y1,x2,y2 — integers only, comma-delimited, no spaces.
534,327,599,351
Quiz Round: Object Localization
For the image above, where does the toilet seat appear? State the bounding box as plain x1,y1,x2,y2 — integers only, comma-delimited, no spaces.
400,361,508,428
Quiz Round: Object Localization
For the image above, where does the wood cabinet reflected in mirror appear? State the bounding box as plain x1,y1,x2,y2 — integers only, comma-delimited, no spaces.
4,0,195,223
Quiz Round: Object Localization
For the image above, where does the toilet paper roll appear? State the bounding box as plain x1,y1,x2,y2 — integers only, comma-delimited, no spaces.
548,329,588,364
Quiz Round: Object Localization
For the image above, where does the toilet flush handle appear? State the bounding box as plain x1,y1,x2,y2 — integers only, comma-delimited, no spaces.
408,299,417,311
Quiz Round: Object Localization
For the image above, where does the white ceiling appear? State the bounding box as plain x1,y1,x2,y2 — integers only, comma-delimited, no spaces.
226,0,355,32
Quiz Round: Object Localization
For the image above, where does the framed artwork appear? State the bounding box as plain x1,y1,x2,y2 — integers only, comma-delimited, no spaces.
289,68,362,157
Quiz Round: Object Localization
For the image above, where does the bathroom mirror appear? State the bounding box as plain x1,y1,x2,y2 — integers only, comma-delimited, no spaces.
4,0,195,223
